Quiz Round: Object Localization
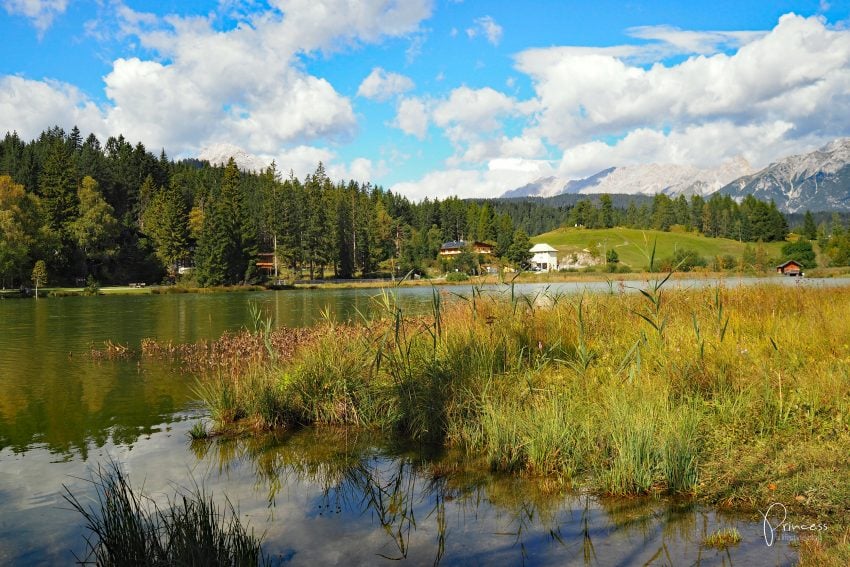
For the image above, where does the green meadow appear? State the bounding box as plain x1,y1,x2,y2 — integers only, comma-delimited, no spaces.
532,226,787,269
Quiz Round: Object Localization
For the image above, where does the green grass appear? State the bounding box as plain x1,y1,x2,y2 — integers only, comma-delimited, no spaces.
703,527,742,549
64,462,269,566
191,282,850,563
531,227,786,269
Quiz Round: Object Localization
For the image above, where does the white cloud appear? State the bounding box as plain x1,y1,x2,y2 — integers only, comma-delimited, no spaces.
22,0,430,158
626,25,764,55
273,145,336,178
0,76,106,141
465,15,502,46
391,158,554,201
2,0,68,36
476,16,502,46
515,13,850,174
328,157,388,184
1,0,433,189
357,67,415,101
395,97,429,139
433,86,517,132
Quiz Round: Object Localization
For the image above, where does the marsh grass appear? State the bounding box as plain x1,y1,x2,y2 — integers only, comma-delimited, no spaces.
192,282,850,561
702,527,742,549
63,462,268,566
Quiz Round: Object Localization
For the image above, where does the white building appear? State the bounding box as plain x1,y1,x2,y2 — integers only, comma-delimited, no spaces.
529,243,559,271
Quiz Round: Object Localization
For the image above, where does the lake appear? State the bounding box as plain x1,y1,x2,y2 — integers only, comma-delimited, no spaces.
0,278,824,565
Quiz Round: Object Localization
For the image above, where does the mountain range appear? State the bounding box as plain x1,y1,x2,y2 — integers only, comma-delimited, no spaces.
502,139,850,212
198,143,271,173
197,139,850,213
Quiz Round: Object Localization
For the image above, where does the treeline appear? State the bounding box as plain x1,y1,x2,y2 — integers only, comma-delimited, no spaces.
0,127,564,286
566,193,788,242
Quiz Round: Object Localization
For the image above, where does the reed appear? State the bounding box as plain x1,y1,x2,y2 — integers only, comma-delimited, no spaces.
63,462,268,566
702,527,742,549
191,282,850,561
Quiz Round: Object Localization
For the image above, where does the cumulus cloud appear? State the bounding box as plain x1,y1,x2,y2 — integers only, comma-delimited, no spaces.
5,0,431,173
392,158,554,201
395,14,850,200
395,97,429,139
515,13,850,177
357,67,415,101
0,76,106,141
3,0,68,36
433,86,517,132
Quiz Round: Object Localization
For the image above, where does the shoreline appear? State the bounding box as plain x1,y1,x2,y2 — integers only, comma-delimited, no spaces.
10,269,850,298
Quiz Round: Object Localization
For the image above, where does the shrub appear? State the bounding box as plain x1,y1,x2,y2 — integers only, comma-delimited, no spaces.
781,239,817,269
446,272,469,282
661,248,707,272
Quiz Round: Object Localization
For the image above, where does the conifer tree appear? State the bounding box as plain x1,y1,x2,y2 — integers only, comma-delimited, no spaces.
142,182,189,276
802,210,817,240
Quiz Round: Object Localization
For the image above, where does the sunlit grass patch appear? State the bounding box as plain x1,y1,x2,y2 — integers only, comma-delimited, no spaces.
702,527,742,549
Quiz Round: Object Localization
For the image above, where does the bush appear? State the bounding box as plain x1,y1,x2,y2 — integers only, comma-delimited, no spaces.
446,271,469,282
83,275,101,296
781,239,817,269
661,249,707,272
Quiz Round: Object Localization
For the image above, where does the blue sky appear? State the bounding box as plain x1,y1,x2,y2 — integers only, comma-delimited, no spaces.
2,0,849,200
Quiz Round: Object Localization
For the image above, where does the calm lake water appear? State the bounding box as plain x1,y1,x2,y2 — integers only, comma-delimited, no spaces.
0,277,831,565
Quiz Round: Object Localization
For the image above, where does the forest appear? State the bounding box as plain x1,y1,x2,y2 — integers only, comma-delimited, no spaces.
0,126,568,287
1,126,841,288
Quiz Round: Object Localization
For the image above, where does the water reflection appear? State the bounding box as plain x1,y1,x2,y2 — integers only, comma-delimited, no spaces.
1,278,842,455
188,427,797,566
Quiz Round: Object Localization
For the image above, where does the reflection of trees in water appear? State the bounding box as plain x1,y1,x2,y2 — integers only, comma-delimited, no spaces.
190,429,722,566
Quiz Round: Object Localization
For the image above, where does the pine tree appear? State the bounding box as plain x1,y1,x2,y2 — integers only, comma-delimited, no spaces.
802,210,817,240
194,158,250,285
506,229,532,268
38,138,78,230
335,186,354,278
600,194,614,228
142,182,189,276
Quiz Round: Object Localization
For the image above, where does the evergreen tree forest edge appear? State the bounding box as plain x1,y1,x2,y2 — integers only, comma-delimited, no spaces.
0,126,843,288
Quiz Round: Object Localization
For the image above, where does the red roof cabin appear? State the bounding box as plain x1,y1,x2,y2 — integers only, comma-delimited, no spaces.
776,260,803,276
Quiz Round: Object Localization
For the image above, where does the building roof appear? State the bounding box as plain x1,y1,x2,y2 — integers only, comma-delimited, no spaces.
440,240,494,250
529,243,558,253
776,260,802,268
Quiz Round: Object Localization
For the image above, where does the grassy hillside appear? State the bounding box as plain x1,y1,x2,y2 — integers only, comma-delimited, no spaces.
531,227,786,269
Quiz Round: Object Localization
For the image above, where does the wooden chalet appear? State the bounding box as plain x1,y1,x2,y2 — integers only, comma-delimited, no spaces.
776,260,803,276
438,240,494,257
256,252,276,275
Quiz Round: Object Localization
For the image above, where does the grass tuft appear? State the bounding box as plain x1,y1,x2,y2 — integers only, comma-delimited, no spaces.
63,461,269,566
702,527,742,549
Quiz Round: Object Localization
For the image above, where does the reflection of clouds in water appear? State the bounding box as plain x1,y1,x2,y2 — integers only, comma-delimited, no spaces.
0,419,797,566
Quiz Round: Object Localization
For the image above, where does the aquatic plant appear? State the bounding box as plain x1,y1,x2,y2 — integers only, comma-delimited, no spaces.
188,420,210,440
63,461,269,566
187,281,850,564
702,527,742,549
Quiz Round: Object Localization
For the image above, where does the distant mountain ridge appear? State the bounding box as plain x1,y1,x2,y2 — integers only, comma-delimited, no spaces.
501,139,850,212
718,139,850,213
501,159,753,199
198,143,270,173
